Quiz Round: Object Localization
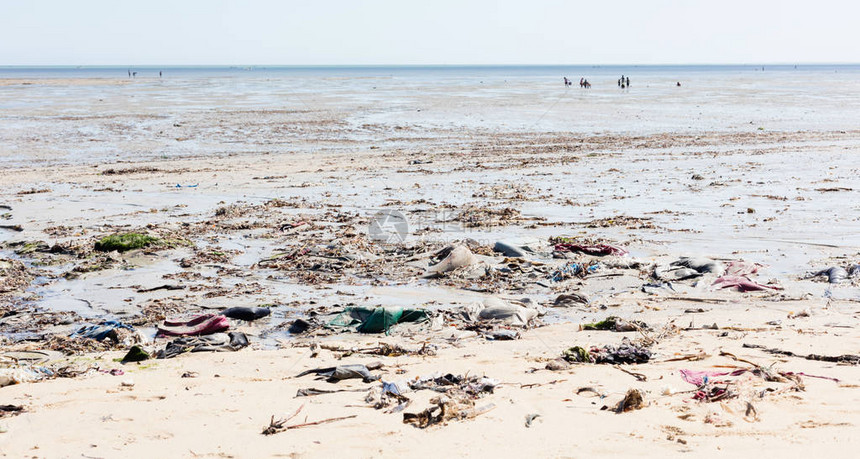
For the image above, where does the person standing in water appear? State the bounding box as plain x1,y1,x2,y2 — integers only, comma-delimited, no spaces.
626,77,630,87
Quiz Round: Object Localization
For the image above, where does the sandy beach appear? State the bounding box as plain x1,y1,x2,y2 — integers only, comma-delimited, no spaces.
1,68,859,458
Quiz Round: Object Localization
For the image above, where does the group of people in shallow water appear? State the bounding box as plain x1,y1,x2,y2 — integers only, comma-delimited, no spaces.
563,76,632,89
563,75,682,89
563,77,591,88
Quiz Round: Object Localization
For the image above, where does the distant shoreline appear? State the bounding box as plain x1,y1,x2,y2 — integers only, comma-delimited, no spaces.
2,63,858,79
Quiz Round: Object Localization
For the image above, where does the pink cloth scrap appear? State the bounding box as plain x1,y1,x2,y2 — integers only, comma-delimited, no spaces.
724,261,762,277
711,275,782,292
157,314,230,337
679,369,748,386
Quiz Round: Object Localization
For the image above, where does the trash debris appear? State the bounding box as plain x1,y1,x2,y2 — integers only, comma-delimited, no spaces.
485,329,520,340
296,387,367,397
549,261,599,282
711,276,782,292
806,266,850,284
654,257,722,281
553,242,628,257
157,332,249,358
525,413,541,427
403,397,496,429
562,338,651,364
287,318,312,334
475,297,538,327
296,362,383,383
0,405,24,417
426,245,477,274
493,240,536,258
581,316,648,332
121,345,150,363
157,314,230,337
615,389,644,413
327,306,429,334
0,368,42,387
641,282,675,295
219,307,271,321
553,293,589,306
545,358,571,371
70,321,135,342
679,369,748,386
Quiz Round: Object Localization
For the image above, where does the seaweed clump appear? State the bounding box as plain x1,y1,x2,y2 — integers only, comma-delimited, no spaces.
94,233,160,252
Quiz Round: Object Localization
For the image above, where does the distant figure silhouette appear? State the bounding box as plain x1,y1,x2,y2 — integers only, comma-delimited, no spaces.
676,82,681,87
159,71,162,78
626,77,630,87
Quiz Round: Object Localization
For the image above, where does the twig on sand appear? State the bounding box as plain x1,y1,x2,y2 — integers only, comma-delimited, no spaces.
262,404,304,435
520,379,567,389
614,365,647,381
280,415,357,430
665,296,728,304
664,351,710,362
719,350,763,368
137,284,186,293
262,404,356,435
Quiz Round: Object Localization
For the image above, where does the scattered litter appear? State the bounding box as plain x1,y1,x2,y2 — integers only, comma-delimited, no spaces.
327,306,429,334
219,307,271,321
615,389,644,413
70,321,135,342
581,316,648,332
553,293,589,306
554,242,628,257
562,338,651,364
296,362,383,383
157,314,230,337
157,332,249,358
121,345,150,363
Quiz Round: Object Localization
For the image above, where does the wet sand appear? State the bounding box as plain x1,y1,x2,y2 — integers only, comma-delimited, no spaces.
1,73,859,457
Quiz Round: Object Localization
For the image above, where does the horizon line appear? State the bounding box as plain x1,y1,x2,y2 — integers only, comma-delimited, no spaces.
2,62,859,68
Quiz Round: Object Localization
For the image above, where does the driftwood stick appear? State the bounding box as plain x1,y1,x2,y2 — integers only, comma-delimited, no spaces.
262,404,305,435
280,415,357,430
614,365,647,381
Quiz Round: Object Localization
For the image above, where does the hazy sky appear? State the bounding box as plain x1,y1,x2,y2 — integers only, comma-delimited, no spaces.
2,0,858,65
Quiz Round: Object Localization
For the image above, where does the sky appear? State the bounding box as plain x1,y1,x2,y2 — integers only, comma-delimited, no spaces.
1,0,859,66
